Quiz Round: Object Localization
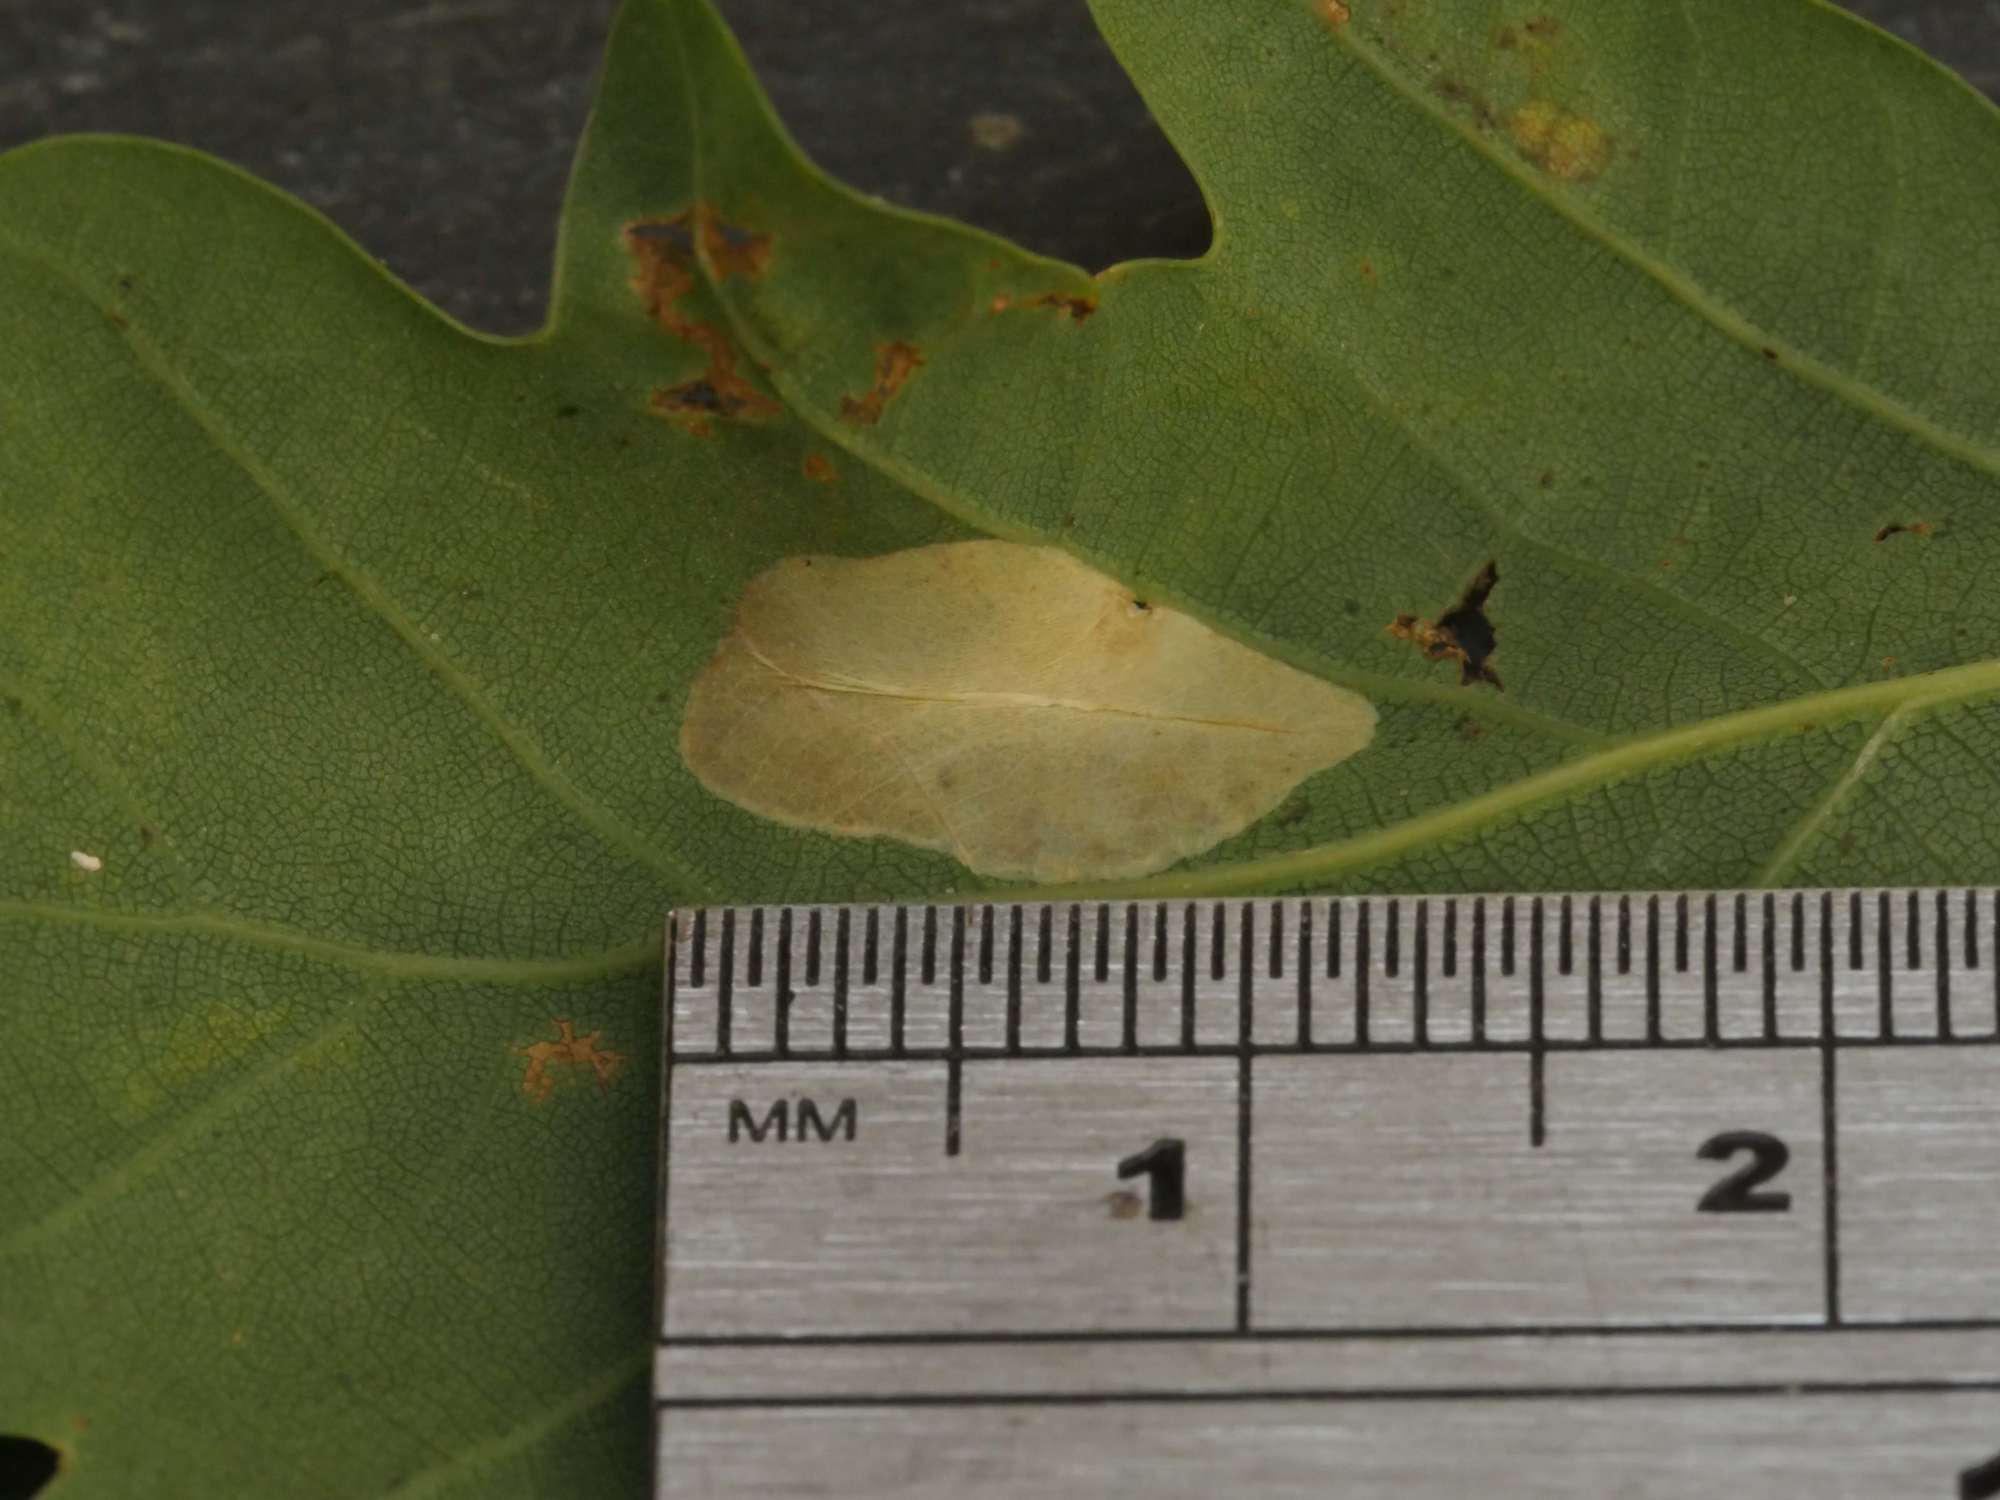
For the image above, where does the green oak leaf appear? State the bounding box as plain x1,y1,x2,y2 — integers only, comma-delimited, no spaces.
3,0,1997,1493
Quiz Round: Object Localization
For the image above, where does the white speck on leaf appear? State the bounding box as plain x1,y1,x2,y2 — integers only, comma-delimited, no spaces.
70,850,103,872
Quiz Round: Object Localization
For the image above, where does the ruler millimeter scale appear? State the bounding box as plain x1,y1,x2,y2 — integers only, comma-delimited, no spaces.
655,888,2000,1498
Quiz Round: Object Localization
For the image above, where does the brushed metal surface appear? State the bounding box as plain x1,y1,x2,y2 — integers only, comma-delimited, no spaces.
658,1394,2000,1499
664,1058,1238,1336
1254,1050,1825,1327
657,889,2000,1497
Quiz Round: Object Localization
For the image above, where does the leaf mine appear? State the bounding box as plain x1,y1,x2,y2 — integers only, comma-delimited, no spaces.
678,542,1379,883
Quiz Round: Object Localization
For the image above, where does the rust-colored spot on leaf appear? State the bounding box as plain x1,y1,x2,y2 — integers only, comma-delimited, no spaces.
1028,292,1098,322
1316,0,1352,26
624,212,779,435
1388,561,1503,690
1359,259,1377,283
1509,99,1611,181
1874,521,1934,543
514,1019,628,1103
696,205,772,281
989,293,1013,313
840,341,925,425
1524,14,1560,36
803,452,837,484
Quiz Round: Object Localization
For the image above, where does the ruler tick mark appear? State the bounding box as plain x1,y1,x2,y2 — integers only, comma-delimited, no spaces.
1122,904,1140,1053
863,907,879,988
1006,904,1024,1052
1414,899,1430,1045
1878,890,1894,1038
774,907,792,1057
1703,893,1719,1043
1356,901,1373,1046
717,908,735,1054
1645,895,1661,1042
891,907,908,1055
1587,895,1603,1044
1182,905,1198,1051
1298,900,1314,1047
1471,898,1487,1044
946,906,965,1157
1938,889,1954,1041
1529,896,1546,1147
1761,893,1777,1040
833,908,850,1057
1065,904,1081,1051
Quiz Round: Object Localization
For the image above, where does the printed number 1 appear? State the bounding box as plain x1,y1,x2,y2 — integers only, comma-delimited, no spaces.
1117,1138,1187,1221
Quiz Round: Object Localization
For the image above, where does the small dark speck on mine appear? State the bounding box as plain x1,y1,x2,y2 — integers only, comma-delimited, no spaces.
556,404,582,419
1342,599,1360,617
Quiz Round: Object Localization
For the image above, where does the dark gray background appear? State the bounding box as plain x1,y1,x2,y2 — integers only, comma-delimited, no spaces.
0,1,1994,335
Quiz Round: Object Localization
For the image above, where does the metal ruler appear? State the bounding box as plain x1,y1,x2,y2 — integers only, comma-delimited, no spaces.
653,888,2000,1498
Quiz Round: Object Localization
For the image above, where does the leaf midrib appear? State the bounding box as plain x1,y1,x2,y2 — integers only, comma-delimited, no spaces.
0,900,654,982
1028,657,2000,900
736,631,1312,735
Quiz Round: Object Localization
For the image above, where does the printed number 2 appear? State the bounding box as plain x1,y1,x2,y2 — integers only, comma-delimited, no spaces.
1696,1130,1792,1213
1117,1138,1187,1221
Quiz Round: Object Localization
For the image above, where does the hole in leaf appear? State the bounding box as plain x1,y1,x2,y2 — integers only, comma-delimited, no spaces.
0,1435,61,1499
